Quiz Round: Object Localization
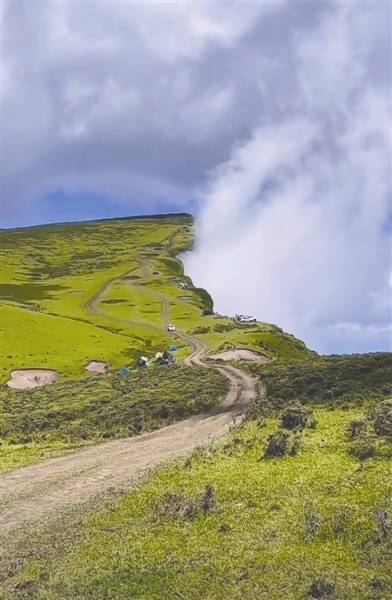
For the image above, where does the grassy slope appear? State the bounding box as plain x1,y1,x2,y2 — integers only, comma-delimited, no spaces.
0,214,312,382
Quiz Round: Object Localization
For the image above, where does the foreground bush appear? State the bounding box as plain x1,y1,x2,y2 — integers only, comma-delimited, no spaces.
349,433,377,460
156,484,216,521
346,418,367,439
264,429,301,458
281,402,312,430
308,578,336,598
372,399,392,441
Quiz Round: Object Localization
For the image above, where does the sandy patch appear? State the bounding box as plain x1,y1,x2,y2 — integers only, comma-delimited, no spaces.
6,369,57,390
210,349,268,362
85,361,109,374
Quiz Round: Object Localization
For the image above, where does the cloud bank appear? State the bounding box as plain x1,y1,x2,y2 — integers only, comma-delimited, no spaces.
3,0,391,354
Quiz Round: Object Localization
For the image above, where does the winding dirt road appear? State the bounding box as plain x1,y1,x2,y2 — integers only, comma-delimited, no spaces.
0,331,257,534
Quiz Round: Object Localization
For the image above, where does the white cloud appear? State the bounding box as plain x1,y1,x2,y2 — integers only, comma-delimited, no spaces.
185,1,391,354
3,0,391,354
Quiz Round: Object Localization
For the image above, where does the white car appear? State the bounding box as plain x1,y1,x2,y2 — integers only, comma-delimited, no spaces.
167,324,176,332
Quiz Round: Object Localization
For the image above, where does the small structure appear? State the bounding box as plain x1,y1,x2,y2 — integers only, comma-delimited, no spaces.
155,351,164,360
138,356,149,367
233,314,257,323
169,344,177,352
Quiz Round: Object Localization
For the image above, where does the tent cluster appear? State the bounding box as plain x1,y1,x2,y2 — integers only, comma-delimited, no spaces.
118,344,178,375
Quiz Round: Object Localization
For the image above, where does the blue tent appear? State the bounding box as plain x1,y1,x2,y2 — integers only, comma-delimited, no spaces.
118,367,131,376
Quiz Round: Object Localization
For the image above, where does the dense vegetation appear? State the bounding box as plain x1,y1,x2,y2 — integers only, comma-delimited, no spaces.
0,366,228,472
247,352,392,410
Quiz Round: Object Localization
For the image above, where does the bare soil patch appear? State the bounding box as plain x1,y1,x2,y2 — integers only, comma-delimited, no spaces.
85,361,109,374
6,369,57,390
210,349,268,362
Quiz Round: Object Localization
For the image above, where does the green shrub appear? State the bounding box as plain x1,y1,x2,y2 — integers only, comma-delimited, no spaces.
264,429,301,458
349,433,377,460
281,402,311,430
372,399,392,441
308,578,336,598
0,367,228,444
247,353,392,410
156,485,216,521
303,501,322,540
346,418,367,439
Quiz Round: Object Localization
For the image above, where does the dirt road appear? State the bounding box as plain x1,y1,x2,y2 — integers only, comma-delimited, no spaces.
0,331,257,534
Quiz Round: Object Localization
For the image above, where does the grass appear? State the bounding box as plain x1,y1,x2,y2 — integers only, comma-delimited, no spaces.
2,407,391,599
0,365,228,472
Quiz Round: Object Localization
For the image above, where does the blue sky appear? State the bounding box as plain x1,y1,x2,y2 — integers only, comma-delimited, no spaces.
3,0,391,354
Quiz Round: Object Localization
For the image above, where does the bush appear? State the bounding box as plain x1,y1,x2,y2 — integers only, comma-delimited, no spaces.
281,402,311,430
349,433,377,460
264,429,301,458
346,418,367,439
374,506,391,543
303,502,322,540
156,485,216,521
308,578,336,598
373,399,392,441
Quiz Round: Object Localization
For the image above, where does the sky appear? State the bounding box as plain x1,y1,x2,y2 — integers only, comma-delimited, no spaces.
3,0,391,355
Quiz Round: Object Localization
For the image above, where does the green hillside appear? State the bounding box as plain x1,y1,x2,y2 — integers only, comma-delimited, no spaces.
1,215,390,600
0,214,312,383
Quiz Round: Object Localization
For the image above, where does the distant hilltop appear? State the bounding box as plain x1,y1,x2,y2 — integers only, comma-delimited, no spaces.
0,212,193,232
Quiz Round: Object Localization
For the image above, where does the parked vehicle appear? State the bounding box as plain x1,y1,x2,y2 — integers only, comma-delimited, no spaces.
167,324,176,332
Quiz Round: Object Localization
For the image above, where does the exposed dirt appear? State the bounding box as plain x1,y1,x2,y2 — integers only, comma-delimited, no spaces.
6,369,57,390
85,361,109,374
210,349,268,363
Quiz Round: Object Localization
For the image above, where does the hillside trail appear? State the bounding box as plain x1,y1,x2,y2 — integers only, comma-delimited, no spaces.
1,231,258,533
